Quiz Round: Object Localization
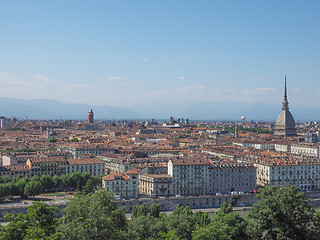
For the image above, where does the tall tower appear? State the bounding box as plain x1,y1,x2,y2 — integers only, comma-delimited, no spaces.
274,76,297,136
88,109,94,124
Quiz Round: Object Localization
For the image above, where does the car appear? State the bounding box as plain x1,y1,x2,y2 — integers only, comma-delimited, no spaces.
114,195,122,200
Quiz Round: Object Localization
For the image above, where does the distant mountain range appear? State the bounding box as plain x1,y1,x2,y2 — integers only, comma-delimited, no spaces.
130,101,320,122
0,97,319,121
0,97,142,120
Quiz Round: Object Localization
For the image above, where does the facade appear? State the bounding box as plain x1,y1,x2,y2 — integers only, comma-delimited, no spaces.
274,77,297,136
26,156,67,176
208,162,256,194
102,169,139,198
291,144,319,158
2,152,37,166
168,157,210,196
0,117,12,128
7,165,31,178
66,158,105,176
61,145,115,158
305,132,319,143
139,174,172,197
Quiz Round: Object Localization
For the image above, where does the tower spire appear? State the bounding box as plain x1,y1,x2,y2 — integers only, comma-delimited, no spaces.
282,75,289,110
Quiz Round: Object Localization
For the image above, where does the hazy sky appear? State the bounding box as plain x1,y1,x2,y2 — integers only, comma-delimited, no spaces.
1,1,320,109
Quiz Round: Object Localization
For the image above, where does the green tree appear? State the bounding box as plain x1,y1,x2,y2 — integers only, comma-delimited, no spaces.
40,175,55,191
24,181,42,197
52,175,62,189
132,203,150,218
150,203,160,218
60,174,70,189
249,185,320,240
12,177,29,198
166,206,197,240
192,202,247,240
0,183,12,198
0,202,58,240
57,190,128,240
47,138,57,143
85,179,95,194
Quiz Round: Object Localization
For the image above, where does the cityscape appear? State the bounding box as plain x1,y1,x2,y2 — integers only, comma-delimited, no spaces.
1,1,320,239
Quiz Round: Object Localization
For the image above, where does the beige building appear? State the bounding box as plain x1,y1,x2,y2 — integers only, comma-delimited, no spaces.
139,174,172,197
208,162,256,194
26,156,67,176
102,169,139,198
66,158,105,176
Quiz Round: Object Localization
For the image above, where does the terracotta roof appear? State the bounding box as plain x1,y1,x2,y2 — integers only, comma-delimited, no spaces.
126,169,140,174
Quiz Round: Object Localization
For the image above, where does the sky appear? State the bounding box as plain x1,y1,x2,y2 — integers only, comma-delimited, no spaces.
1,0,320,113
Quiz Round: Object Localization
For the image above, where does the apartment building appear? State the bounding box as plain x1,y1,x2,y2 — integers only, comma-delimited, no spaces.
26,156,67,176
242,154,320,190
168,156,210,196
291,144,319,158
208,162,256,194
139,174,172,197
66,158,105,176
61,144,115,158
102,169,139,198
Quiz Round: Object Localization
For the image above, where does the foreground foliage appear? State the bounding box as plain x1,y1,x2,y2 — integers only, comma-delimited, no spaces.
248,185,320,240
1,186,320,239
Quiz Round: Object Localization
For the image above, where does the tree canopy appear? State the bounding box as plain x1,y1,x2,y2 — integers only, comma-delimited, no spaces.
248,185,320,240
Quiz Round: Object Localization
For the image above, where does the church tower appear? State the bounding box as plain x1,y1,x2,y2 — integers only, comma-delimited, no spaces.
88,109,94,124
274,76,297,136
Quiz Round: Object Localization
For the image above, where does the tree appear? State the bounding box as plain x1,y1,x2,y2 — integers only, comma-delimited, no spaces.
192,202,247,240
24,181,42,197
40,175,54,191
52,175,62,189
12,177,29,198
47,138,57,143
249,185,320,240
0,183,12,198
0,202,58,240
57,190,128,240
85,179,94,194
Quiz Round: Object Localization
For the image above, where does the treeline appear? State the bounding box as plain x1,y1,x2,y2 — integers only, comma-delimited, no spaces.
227,126,273,134
0,172,101,199
1,186,320,239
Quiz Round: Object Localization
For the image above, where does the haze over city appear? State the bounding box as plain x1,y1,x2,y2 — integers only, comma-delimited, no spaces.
1,1,320,120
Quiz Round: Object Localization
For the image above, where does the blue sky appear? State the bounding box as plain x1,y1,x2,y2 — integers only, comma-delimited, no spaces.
1,0,320,111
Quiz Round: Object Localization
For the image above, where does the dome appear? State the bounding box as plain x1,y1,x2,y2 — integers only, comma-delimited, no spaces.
274,109,297,136
274,76,297,136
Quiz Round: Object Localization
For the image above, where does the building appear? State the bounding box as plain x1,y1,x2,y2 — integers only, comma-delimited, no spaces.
26,156,67,176
102,169,139,198
305,132,319,143
0,117,12,128
168,157,210,196
274,77,297,136
88,109,94,124
291,144,319,158
208,162,256,194
66,158,105,176
61,144,115,158
139,174,172,197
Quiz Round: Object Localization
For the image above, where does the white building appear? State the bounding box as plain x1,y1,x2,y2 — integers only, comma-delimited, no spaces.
168,157,210,196
66,158,105,176
102,169,139,198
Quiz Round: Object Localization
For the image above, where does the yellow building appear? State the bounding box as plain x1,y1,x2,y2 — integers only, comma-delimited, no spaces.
26,156,67,176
